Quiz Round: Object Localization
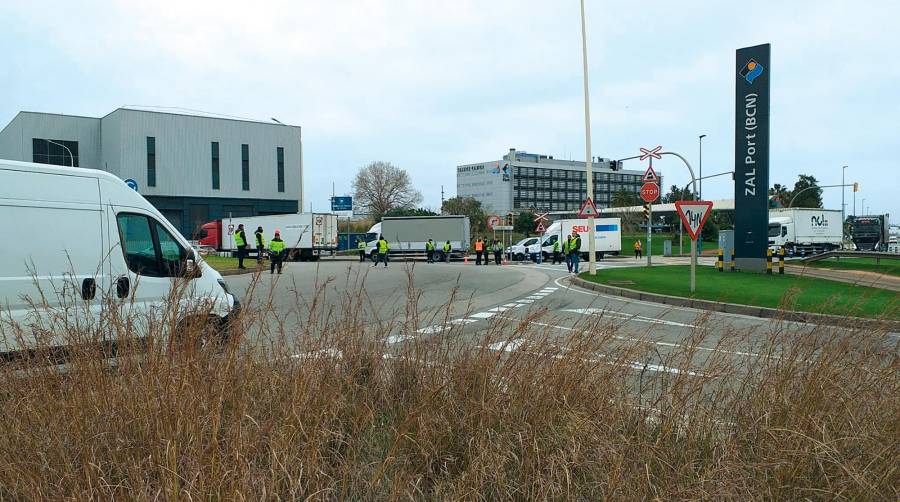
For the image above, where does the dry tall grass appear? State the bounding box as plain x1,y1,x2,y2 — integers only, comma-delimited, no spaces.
0,269,897,500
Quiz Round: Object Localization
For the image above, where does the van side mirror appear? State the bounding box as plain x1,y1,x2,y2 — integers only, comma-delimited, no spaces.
183,253,202,279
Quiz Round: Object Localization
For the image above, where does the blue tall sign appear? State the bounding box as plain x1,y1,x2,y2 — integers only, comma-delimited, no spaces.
734,43,771,272
331,196,353,211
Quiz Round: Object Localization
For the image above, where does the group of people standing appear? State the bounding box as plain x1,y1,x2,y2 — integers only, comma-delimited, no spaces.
546,232,583,274
233,223,286,274
473,238,503,265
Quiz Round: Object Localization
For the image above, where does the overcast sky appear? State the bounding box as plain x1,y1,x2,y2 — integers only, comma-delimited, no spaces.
2,0,898,217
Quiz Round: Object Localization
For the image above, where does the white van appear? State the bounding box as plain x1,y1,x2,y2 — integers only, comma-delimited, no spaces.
0,160,239,354
540,218,622,259
508,236,542,261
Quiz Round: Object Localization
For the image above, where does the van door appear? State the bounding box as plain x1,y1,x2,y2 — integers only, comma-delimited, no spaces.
0,169,105,353
108,208,192,335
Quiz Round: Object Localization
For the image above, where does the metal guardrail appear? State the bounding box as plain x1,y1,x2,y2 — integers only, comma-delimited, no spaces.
801,250,900,263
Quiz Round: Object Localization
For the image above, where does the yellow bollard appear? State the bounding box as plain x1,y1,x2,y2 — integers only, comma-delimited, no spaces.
766,248,773,275
778,247,785,275
730,248,736,272
717,248,723,272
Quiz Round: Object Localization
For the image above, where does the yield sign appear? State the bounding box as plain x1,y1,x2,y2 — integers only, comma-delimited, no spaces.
639,145,662,161
641,164,660,183
675,201,714,240
578,197,599,218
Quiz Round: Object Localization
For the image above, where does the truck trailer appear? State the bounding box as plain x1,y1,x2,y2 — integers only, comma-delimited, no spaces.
847,214,890,251
767,208,842,256
365,216,470,261
198,213,338,261
540,218,623,259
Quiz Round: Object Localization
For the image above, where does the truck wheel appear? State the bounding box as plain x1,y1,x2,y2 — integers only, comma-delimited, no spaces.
370,251,378,263
434,251,445,262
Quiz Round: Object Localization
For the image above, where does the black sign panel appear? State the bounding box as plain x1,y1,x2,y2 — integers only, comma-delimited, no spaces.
734,44,770,270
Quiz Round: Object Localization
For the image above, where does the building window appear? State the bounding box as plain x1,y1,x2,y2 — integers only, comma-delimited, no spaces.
241,144,250,191
146,137,156,187
276,147,285,193
32,138,79,167
211,142,220,190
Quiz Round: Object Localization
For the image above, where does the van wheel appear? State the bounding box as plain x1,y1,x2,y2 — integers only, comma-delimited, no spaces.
515,253,525,261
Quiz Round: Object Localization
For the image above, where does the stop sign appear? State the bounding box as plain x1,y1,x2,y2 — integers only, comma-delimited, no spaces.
640,182,659,203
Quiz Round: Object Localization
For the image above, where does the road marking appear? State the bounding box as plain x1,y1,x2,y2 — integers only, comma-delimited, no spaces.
517,299,535,304
387,333,416,343
487,306,510,313
488,339,525,352
292,348,343,360
469,312,497,319
563,307,698,328
525,295,544,300
503,303,522,308
449,318,477,325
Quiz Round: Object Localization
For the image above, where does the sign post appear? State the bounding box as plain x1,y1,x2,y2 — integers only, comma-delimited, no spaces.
640,153,661,268
675,201,714,292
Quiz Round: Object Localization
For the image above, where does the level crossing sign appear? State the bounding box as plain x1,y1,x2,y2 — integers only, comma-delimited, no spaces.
641,165,660,183
675,201,714,240
578,197,599,218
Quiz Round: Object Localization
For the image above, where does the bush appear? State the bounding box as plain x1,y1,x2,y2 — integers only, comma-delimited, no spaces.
0,270,897,499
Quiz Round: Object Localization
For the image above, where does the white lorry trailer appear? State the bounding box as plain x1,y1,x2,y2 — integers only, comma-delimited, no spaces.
767,208,842,256
365,216,470,261
212,213,338,261
540,218,623,259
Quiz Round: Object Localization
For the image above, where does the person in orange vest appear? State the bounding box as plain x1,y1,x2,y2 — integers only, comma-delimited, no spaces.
474,237,484,265
634,239,643,259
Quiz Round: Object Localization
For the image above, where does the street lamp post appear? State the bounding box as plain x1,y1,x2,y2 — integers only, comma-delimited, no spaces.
841,165,847,225
45,139,74,167
579,0,597,275
698,134,706,200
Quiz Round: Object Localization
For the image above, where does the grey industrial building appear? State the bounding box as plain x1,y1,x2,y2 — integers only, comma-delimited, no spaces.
457,148,656,214
0,108,302,237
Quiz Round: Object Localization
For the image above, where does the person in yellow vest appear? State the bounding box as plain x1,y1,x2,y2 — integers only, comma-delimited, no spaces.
357,239,367,262
425,238,435,263
268,229,285,274
254,226,266,264
442,241,451,262
565,235,573,272
373,235,389,268
552,237,561,264
234,224,248,269
634,239,642,260
570,231,582,274
493,239,503,265
474,237,484,265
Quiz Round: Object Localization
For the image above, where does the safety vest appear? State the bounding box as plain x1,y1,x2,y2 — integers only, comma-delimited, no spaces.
553,240,560,252
494,243,503,252
378,239,388,253
268,239,285,253
255,231,266,247
358,241,366,249
570,238,580,252
634,240,642,250
426,241,435,250
475,240,483,251
443,243,451,252
234,230,246,247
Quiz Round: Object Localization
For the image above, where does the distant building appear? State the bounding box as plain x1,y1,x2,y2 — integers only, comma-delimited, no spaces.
0,108,303,237
456,148,655,214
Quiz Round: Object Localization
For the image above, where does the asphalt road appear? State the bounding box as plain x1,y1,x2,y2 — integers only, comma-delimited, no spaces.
225,257,899,376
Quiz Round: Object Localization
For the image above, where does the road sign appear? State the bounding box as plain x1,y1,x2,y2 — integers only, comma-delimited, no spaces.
487,215,502,229
641,165,660,183
227,223,235,235
493,225,513,231
331,196,353,211
124,178,138,192
675,201,714,240
534,212,549,223
639,145,662,161
640,182,659,203
578,197,599,218
535,222,546,233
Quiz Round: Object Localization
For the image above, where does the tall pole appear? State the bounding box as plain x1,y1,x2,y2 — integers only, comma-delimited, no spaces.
45,139,74,167
698,134,706,199
646,157,652,267
841,165,847,225
579,0,596,275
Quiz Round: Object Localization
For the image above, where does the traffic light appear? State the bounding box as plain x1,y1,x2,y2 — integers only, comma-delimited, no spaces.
608,160,622,171
506,212,514,226
642,203,650,221
853,182,859,192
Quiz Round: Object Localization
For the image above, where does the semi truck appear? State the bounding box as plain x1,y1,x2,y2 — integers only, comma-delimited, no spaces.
847,214,890,251
198,213,338,261
539,218,623,259
767,208,842,256
365,215,470,261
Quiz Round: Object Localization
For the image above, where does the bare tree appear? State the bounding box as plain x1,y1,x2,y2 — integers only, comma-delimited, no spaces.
352,161,423,217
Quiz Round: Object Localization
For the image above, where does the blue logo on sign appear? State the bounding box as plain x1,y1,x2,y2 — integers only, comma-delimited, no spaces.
124,178,138,192
739,58,764,84
595,224,618,232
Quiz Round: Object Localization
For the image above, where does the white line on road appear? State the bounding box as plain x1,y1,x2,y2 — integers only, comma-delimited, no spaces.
469,312,497,319
563,307,699,328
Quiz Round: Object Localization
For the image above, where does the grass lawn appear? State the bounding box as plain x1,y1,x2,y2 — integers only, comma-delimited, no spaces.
621,234,718,257
804,257,900,278
580,265,899,319
201,254,256,271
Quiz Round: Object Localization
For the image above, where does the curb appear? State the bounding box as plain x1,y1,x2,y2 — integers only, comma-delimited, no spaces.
570,276,900,331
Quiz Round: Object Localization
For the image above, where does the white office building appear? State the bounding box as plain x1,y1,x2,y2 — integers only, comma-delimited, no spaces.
0,107,302,236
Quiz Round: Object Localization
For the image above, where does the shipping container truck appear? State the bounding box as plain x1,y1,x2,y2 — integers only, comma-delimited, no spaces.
767,208,842,256
847,214,890,251
365,216,470,261
539,218,623,259
198,213,338,261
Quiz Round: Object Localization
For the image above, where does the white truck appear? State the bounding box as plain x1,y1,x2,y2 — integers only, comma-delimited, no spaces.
365,216,470,261
207,213,338,261
768,208,842,256
540,218,623,259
